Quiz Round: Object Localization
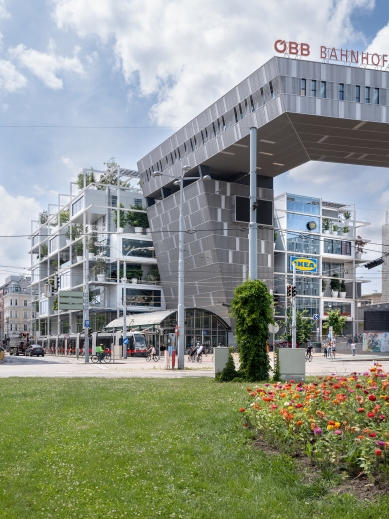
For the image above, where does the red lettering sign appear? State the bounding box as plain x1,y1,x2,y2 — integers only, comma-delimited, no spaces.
274,40,310,57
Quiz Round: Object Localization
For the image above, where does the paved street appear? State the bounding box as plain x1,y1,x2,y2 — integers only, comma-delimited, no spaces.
1,351,389,378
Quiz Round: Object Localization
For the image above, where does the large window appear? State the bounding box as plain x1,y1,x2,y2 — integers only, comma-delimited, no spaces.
320,81,326,98
322,261,344,278
286,194,320,215
356,85,360,102
122,239,154,258
296,297,320,318
365,87,370,103
124,288,161,307
72,196,84,216
324,239,351,255
324,301,351,317
287,234,320,254
311,80,316,97
373,88,379,105
49,236,58,253
40,300,48,315
301,79,306,96
287,213,320,232
339,83,344,100
287,276,320,297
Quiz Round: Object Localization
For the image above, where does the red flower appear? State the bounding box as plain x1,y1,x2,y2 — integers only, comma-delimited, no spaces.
367,412,375,418
375,449,383,457
380,415,386,420
358,408,365,413
369,395,377,401
239,408,246,413
369,432,377,438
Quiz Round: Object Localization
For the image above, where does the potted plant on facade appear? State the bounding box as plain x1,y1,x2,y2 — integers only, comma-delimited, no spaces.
87,235,98,259
332,223,339,235
321,278,327,297
39,243,48,259
65,223,83,244
339,279,346,298
74,241,83,262
330,273,340,298
127,205,149,234
95,257,107,282
342,226,349,237
342,210,351,225
355,235,367,259
322,218,331,234
145,266,160,284
127,266,143,284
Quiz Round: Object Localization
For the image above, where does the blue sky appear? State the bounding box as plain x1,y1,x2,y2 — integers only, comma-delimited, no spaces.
0,0,388,292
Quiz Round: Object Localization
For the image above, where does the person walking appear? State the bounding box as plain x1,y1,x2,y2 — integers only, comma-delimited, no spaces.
332,339,336,358
351,340,356,356
323,344,327,358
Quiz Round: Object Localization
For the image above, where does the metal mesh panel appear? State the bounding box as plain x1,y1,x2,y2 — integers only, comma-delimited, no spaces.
224,88,239,111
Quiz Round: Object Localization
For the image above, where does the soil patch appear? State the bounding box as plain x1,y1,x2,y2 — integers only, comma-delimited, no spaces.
254,435,389,499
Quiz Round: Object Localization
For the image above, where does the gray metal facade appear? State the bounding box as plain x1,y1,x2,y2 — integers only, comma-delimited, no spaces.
138,56,389,323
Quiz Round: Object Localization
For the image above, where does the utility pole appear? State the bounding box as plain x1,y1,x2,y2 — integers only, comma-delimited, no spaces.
84,248,90,363
122,264,127,359
292,263,296,349
177,175,185,369
249,126,257,280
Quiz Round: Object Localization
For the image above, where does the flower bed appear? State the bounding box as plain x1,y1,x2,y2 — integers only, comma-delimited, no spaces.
240,367,389,477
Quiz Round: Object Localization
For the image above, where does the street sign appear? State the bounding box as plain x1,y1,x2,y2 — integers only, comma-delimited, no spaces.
58,290,84,310
84,320,90,328
313,314,320,321
123,338,129,345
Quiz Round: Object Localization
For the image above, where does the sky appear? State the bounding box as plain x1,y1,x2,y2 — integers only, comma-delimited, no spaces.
0,0,389,293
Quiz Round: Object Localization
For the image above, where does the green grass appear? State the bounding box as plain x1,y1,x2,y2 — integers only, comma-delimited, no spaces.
0,378,388,518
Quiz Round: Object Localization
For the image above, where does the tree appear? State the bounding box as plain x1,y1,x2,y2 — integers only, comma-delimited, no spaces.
97,157,128,189
230,279,274,382
279,308,315,345
77,171,96,190
323,308,347,336
113,203,127,228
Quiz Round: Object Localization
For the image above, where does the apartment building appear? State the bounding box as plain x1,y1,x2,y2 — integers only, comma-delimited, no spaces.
28,169,165,338
0,275,31,346
274,192,370,338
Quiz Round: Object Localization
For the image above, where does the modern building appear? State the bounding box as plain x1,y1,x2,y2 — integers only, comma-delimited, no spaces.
274,192,370,338
137,55,389,327
28,170,165,339
0,275,31,346
382,215,389,302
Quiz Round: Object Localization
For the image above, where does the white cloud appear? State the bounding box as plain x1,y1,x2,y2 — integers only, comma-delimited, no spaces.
0,59,26,92
0,185,41,284
0,0,10,19
10,40,84,90
52,0,374,126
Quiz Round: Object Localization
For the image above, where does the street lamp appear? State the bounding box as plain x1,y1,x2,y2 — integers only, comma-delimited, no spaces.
94,242,154,359
152,166,211,369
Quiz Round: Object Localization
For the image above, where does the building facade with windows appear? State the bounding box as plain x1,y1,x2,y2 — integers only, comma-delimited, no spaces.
28,170,165,339
137,56,389,328
0,275,31,346
274,193,370,337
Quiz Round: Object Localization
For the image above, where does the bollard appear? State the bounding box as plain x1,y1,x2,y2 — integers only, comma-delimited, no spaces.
172,350,176,369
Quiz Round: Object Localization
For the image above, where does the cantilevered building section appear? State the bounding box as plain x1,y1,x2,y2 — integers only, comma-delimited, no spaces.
138,56,389,324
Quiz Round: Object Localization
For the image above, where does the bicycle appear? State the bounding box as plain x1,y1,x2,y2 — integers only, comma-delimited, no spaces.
196,353,203,363
146,353,159,362
91,352,112,363
305,351,313,362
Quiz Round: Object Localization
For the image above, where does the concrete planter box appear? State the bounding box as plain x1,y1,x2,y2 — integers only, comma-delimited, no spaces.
278,348,305,382
214,347,229,376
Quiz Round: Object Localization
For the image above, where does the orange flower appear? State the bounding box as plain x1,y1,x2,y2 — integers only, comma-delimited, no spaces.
295,420,303,426
316,410,325,417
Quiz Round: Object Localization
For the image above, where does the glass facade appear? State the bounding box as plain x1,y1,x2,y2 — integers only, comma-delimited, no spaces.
287,276,320,297
287,233,320,254
323,301,351,317
324,239,351,255
286,195,320,215
124,288,161,307
122,239,154,258
296,297,319,317
287,213,320,232
322,261,345,278
158,309,229,351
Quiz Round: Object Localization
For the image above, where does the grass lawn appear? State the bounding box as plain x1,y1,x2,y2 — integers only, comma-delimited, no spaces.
0,378,388,519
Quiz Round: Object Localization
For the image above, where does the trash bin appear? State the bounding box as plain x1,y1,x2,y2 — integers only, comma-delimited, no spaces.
312,342,322,353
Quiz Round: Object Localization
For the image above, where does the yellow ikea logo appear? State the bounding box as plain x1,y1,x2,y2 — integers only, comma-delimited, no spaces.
291,258,317,272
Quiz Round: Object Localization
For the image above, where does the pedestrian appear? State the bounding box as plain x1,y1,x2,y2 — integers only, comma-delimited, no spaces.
332,340,336,358
327,343,332,359
323,345,327,358
351,340,356,356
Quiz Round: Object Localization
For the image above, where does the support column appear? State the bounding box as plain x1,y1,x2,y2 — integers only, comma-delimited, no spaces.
249,127,257,280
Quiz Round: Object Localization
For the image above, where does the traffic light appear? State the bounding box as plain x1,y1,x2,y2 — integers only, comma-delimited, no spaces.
44,283,53,297
364,257,384,270
287,285,292,297
292,285,297,297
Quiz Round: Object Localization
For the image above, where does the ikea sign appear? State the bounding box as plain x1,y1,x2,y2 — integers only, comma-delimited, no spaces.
290,256,317,273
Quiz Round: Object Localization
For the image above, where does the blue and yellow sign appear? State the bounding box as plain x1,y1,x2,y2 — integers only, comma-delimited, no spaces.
290,256,318,273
